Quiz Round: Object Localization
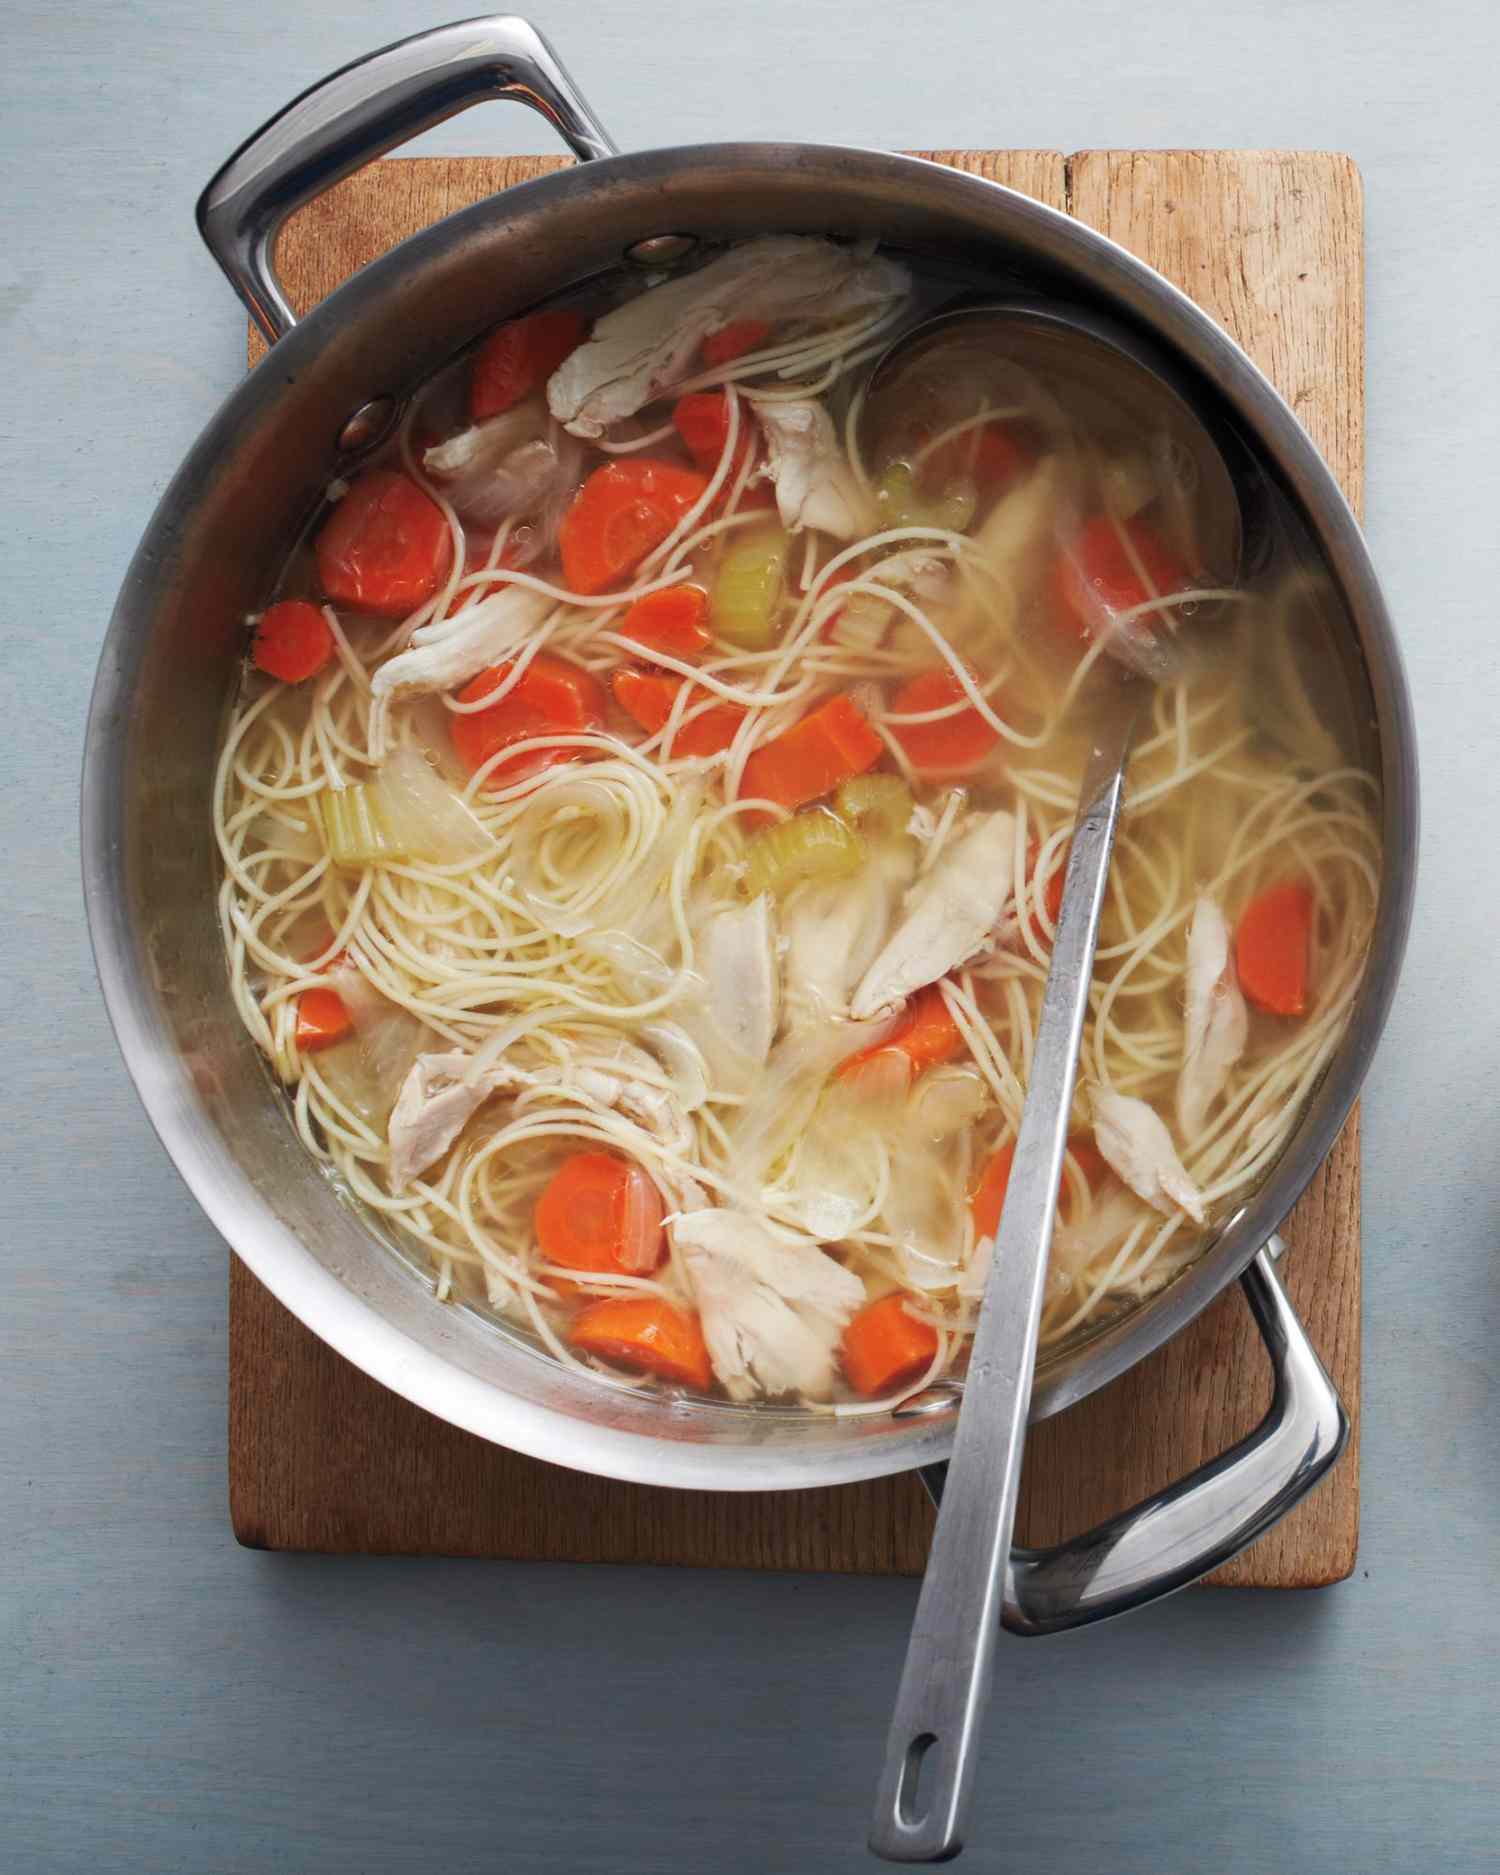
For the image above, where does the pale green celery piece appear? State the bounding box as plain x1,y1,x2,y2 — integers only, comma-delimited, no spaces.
743,808,867,899
875,459,977,534
874,460,923,529
711,524,789,648
834,774,915,842
317,784,407,867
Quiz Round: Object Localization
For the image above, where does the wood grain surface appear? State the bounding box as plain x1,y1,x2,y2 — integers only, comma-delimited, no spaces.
233,148,1363,1587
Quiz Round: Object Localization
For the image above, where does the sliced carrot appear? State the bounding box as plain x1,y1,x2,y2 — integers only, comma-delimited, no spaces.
469,309,587,422
568,1296,713,1391
701,320,773,368
888,667,1001,778
672,391,756,489
1045,859,1066,927
612,668,747,757
969,1142,1016,1244
295,986,352,1054
536,1152,665,1274
739,694,883,811
617,583,711,659
1052,514,1190,644
252,600,333,684
838,983,965,1088
451,655,606,786
1235,881,1315,1017
1066,1138,1110,1195
559,459,709,595
841,1293,940,1398
1020,840,1067,943
315,470,452,619
970,1135,1108,1241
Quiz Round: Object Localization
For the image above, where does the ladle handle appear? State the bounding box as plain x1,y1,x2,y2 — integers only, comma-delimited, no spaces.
870,702,1136,1865
196,16,617,344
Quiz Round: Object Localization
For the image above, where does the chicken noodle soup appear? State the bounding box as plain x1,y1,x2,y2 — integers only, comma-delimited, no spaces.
215,237,1380,1410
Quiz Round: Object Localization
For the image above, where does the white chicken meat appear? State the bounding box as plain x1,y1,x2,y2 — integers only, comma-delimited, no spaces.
1175,894,1249,1138
370,585,553,710
850,810,1016,1017
754,399,877,541
387,1041,692,1187
547,237,909,438
671,1208,865,1401
1091,1088,1206,1225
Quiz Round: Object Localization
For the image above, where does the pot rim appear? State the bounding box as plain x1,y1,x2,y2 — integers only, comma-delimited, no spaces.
82,140,1417,1489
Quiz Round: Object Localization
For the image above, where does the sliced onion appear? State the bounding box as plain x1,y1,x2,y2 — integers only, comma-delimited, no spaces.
617,1161,666,1272
884,1135,967,1291
909,1065,989,1141
379,746,491,863
731,1012,896,1184
639,1020,710,1113
314,965,430,1130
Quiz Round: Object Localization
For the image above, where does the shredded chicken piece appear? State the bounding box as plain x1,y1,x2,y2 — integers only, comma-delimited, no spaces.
671,1208,865,1400
1176,895,1249,1137
422,402,582,531
782,837,916,1018
850,810,1016,1017
371,586,553,709
697,895,780,1067
754,399,877,540
387,1043,691,1187
547,237,910,437
1091,1088,1206,1224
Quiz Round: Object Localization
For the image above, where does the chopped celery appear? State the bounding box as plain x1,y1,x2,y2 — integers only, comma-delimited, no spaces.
711,525,788,649
317,784,406,867
743,808,866,899
875,459,977,535
834,774,915,842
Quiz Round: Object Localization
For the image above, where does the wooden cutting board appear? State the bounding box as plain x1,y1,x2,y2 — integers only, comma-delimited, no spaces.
234,149,1364,1588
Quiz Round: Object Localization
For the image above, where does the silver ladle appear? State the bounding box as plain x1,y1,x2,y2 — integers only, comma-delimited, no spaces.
867,303,1245,1864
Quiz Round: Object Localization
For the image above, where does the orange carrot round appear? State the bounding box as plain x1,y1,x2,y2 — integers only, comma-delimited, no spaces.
295,986,352,1054
567,1296,712,1391
970,1142,1016,1244
1235,881,1315,1016
739,693,883,811
315,470,452,618
612,667,746,757
618,583,711,659
559,459,709,594
888,667,1001,778
839,983,965,1089
967,1125,1110,1245
971,1135,1107,1242
842,1293,940,1398
469,309,587,422
451,655,606,787
252,600,334,684
1052,515,1189,644
672,391,755,481
536,1152,665,1275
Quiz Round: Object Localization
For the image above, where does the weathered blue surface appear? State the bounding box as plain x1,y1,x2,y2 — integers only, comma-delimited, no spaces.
2,1,1497,1868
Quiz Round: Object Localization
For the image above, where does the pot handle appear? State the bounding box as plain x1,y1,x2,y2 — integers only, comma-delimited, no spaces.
917,1239,1349,1636
196,15,618,345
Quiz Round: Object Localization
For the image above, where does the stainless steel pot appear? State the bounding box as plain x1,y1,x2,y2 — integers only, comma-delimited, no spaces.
82,16,1417,1631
